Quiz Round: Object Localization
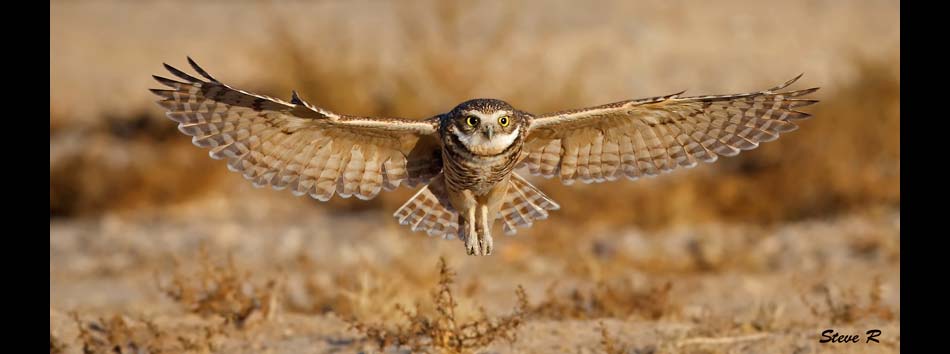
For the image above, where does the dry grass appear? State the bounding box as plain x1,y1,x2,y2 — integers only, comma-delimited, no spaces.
50,332,64,354
747,302,786,332
69,312,222,354
599,322,624,354
802,276,894,325
157,248,280,329
284,252,441,321
345,258,528,353
49,123,223,218
531,279,674,321
599,322,659,354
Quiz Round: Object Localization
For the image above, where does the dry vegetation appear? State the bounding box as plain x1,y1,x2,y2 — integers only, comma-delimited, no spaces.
51,1,899,353
530,279,674,321
599,321,658,354
157,248,281,329
50,332,64,354
802,276,895,326
69,312,223,354
346,258,528,353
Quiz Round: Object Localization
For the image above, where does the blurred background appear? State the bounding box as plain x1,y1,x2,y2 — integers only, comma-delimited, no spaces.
51,1,899,353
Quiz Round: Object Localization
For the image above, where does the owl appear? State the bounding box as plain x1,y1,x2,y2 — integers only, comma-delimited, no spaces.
151,58,818,256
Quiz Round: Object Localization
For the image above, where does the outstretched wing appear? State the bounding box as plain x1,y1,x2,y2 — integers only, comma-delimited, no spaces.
520,75,819,185
150,57,443,201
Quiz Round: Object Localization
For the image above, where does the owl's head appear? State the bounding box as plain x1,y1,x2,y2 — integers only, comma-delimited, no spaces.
443,99,527,156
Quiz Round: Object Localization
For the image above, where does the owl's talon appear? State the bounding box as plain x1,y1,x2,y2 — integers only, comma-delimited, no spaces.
466,240,477,255
479,235,493,256
464,232,480,256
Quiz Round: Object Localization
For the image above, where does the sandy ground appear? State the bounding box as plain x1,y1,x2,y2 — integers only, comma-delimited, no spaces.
50,190,900,353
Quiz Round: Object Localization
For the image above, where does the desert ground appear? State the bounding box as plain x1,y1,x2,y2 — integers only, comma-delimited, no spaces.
51,1,899,353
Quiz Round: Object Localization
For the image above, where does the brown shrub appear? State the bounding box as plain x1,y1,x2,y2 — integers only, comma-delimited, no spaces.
345,257,528,353
49,124,223,218
157,248,280,328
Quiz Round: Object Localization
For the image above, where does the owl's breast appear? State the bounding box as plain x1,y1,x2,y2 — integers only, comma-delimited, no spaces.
441,134,522,195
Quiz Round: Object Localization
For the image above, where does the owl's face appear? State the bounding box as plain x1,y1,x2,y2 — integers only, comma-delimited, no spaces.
444,99,526,156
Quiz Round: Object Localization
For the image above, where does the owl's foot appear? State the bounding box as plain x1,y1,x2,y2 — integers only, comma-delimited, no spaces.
479,233,493,256
463,227,481,256
463,231,491,256
463,234,492,256
465,235,480,255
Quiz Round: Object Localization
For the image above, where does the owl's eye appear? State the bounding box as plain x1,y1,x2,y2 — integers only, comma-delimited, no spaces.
466,116,480,127
498,116,510,127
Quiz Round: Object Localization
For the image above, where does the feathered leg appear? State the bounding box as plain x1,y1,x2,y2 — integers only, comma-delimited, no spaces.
478,205,493,255
461,208,480,255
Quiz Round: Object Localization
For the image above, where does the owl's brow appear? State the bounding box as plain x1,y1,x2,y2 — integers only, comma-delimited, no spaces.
462,110,511,120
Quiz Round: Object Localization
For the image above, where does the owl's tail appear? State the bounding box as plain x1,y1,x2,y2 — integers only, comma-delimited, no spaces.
393,174,460,239
498,173,560,235
393,173,559,239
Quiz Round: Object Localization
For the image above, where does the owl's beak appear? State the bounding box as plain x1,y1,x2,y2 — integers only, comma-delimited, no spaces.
484,126,494,140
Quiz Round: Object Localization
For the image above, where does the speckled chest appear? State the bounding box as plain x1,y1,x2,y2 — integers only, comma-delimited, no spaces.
440,127,524,196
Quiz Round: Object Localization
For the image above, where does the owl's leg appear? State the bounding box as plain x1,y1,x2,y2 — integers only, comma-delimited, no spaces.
477,205,493,255
449,189,481,256
462,208,480,256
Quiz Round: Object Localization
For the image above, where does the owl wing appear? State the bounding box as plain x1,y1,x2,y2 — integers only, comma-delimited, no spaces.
150,57,443,201
520,75,819,185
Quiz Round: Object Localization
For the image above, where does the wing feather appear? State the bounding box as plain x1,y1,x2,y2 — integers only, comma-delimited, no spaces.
521,75,819,184
150,58,443,201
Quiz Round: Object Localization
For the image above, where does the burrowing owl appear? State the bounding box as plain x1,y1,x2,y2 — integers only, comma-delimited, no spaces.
151,58,818,256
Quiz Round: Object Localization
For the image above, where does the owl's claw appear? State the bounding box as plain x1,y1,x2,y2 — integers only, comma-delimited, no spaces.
479,234,493,255
464,228,481,256
463,231,492,256
466,240,479,255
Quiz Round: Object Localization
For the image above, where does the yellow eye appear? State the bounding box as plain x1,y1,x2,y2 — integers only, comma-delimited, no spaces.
498,116,510,127
466,116,479,127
